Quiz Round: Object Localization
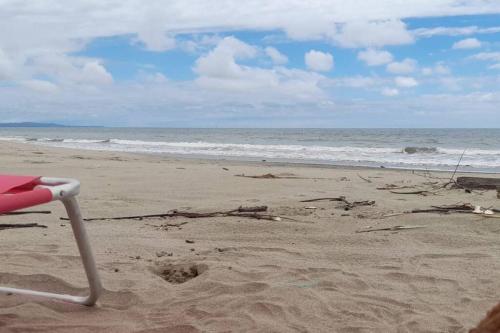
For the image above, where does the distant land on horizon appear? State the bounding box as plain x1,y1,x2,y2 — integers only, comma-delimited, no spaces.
0,122,102,128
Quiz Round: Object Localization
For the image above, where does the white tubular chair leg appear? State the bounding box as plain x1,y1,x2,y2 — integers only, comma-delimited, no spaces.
62,196,102,305
0,195,102,306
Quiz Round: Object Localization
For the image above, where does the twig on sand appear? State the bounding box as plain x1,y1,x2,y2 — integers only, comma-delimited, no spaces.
378,184,441,195
377,184,416,190
381,212,407,218
236,205,268,212
481,214,500,219
357,174,372,183
0,223,47,230
235,173,326,180
389,190,435,196
235,173,300,179
300,197,345,203
1,210,51,216
300,196,375,210
382,203,500,218
356,225,426,233
60,205,297,222
145,221,189,230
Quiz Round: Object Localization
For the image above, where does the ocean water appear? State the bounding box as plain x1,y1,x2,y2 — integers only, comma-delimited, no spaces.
1,128,500,173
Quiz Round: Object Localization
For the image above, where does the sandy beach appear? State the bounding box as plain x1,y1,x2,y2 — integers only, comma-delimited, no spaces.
1,141,500,332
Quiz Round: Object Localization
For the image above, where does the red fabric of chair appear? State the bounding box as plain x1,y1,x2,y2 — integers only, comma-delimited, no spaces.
0,175,52,214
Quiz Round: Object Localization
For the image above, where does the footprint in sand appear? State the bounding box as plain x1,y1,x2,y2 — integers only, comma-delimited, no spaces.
153,262,208,284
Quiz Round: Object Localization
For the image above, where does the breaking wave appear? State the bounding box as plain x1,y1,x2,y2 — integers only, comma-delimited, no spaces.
2,136,500,171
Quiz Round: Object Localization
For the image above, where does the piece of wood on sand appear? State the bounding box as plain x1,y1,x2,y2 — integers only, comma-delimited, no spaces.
59,205,299,222
0,223,48,230
456,176,500,190
356,225,425,233
235,173,301,179
1,210,51,216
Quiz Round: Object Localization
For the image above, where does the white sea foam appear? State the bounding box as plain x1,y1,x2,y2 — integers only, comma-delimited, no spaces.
3,135,500,171
0,136,27,142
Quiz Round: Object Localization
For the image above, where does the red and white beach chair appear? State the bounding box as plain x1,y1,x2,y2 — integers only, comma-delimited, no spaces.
0,175,102,306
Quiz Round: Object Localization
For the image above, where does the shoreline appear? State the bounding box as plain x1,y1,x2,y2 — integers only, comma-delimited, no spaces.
4,140,500,176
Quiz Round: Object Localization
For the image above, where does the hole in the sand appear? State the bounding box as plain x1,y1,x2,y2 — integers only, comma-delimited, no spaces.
154,263,207,284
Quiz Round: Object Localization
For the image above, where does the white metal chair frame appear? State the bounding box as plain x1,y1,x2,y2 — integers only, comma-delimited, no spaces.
0,177,102,306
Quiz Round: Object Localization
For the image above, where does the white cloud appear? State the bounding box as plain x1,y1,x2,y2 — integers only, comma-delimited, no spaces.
1,74,500,127
179,35,222,54
333,20,414,48
439,76,462,91
471,52,500,70
26,54,113,87
265,47,288,65
422,63,451,76
0,1,500,125
335,76,376,88
434,63,451,75
194,37,257,78
395,76,418,88
281,17,335,41
134,6,177,52
142,72,168,83
472,52,500,62
0,1,497,85
194,37,326,100
452,38,481,49
0,1,498,60
421,67,433,76
381,87,399,96
413,26,500,38
137,30,176,52
305,50,334,72
357,48,393,66
0,48,14,80
80,62,113,85
20,79,59,93
386,58,417,74
3,0,495,70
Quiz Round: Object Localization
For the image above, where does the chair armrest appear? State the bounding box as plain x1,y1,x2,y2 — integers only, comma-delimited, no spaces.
36,177,80,201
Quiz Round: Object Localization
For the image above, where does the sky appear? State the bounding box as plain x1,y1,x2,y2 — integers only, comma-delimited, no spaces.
1,1,500,127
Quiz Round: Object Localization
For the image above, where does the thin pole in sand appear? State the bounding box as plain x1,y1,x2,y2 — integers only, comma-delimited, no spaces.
448,149,466,183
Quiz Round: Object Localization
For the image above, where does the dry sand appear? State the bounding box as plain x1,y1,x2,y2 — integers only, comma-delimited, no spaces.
1,141,500,332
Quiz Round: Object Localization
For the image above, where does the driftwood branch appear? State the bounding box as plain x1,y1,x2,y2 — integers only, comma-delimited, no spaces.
1,210,52,216
235,173,326,180
455,177,500,190
383,203,500,218
60,205,294,222
356,225,425,233
412,203,475,214
357,174,372,183
300,197,343,203
0,223,47,230
145,221,189,230
235,173,300,179
389,190,434,195
377,185,416,190
300,196,375,210
236,205,268,212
